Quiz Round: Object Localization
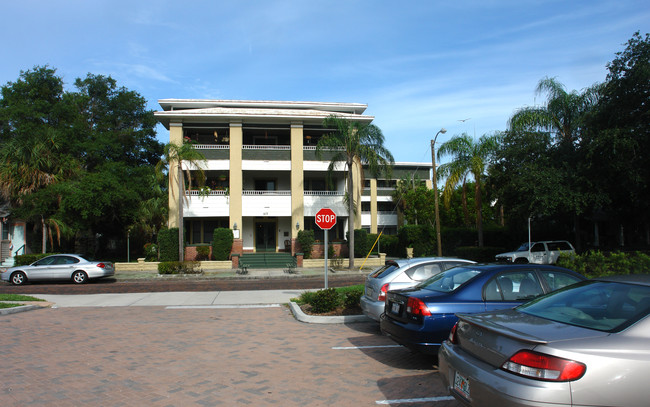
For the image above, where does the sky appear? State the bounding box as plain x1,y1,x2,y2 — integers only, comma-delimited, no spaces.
1,0,649,163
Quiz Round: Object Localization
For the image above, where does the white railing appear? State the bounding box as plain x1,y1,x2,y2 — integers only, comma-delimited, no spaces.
193,144,230,150
242,190,291,196
243,145,291,150
303,146,345,151
304,191,345,196
186,190,228,196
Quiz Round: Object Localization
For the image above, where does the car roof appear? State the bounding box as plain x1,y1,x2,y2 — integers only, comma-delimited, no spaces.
594,274,650,286
389,257,475,267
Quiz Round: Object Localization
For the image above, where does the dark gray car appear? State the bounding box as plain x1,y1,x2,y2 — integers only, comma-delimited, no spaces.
360,257,474,321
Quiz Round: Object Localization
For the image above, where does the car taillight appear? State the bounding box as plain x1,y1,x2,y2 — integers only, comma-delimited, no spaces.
448,322,459,344
406,297,431,316
378,283,390,301
502,350,586,381
96,263,106,268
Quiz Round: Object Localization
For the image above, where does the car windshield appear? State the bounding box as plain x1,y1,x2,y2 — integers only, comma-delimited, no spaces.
370,263,399,279
518,280,650,333
516,242,531,251
416,266,483,293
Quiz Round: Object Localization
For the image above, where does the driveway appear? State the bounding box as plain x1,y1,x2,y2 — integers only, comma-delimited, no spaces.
1,306,461,406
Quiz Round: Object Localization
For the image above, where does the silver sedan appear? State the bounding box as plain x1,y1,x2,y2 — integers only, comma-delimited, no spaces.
1,254,115,285
438,274,650,407
360,257,474,321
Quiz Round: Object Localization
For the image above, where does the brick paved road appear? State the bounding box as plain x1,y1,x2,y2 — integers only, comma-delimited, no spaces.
1,306,461,407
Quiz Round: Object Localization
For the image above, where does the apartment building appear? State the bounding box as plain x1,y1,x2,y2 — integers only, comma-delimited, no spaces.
155,99,431,255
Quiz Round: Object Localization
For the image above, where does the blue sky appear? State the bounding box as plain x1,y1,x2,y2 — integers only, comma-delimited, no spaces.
1,1,648,162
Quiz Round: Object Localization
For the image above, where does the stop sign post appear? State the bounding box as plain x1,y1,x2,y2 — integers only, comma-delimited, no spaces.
315,208,337,288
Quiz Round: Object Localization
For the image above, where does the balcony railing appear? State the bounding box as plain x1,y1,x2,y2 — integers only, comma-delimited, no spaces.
243,190,291,195
186,190,228,196
304,191,344,196
192,144,229,150
243,145,290,150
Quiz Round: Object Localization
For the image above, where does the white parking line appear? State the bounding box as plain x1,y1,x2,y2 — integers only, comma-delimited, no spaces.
376,396,455,404
332,345,403,350
166,304,283,309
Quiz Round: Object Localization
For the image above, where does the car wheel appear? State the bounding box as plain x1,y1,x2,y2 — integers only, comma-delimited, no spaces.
11,271,27,285
72,271,88,284
514,258,529,264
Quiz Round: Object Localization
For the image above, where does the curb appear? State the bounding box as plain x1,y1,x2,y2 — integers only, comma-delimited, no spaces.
0,304,43,315
289,301,372,324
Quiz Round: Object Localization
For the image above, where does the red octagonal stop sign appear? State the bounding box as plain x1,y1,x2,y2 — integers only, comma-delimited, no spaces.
315,208,337,230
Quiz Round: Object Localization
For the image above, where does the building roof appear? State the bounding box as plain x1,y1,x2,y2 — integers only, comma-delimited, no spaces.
155,99,373,129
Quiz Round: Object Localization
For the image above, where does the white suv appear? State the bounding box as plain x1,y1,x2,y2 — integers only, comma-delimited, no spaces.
495,240,575,264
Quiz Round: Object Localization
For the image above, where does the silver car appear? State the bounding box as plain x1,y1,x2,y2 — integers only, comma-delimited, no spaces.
1,254,115,285
360,257,474,321
438,274,650,407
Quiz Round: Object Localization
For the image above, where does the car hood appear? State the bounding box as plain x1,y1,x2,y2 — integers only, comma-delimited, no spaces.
495,251,520,257
457,309,609,344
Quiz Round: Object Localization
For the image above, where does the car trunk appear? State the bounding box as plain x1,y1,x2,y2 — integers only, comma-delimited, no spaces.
454,310,609,369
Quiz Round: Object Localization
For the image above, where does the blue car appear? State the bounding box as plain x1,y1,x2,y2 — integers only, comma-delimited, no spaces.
379,264,585,355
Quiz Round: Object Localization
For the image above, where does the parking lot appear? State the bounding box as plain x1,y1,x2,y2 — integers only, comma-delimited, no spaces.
1,305,461,406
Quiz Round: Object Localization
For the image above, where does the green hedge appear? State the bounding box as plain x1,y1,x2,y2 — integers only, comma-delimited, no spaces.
211,228,233,260
398,225,436,257
297,229,315,259
158,261,202,274
557,251,650,278
158,228,179,262
13,253,58,266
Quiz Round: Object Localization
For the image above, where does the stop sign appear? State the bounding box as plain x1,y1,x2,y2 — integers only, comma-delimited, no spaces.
315,208,337,230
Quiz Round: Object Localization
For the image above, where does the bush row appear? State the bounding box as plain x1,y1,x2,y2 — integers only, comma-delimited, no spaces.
152,227,234,262
157,261,202,274
557,251,650,278
13,253,59,266
295,285,364,314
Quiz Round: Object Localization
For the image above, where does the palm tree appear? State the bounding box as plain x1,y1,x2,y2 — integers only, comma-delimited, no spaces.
316,115,394,269
155,142,206,261
508,77,601,144
437,133,499,247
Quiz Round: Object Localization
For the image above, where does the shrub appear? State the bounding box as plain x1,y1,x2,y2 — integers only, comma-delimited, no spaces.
557,250,650,278
398,225,435,257
294,285,364,313
341,286,364,309
211,228,233,260
158,261,202,274
158,228,179,262
297,229,315,259
143,243,158,261
14,253,57,266
309,288,341,313
195,245,211,261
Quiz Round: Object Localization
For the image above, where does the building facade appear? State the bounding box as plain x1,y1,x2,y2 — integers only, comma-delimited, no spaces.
155,99,431,256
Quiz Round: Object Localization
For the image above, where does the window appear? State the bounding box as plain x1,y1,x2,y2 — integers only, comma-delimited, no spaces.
531,243,546,252
419,267,483,293
406,263,442,281
485,271,544,301
539,270,582,291
519,281,650,332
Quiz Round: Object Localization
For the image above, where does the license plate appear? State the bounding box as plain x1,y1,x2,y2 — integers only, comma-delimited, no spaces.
454,371,470,400
391,302,401,314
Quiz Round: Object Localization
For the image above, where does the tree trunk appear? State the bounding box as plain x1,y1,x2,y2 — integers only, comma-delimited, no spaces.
178,165,184,262
348,168,355,269
475,179,484,247
462,182,470,227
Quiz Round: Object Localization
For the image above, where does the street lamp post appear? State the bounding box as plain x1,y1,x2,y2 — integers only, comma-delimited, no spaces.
431,128,447,256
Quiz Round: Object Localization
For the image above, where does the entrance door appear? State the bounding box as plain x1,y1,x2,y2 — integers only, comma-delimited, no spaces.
255,221,277,252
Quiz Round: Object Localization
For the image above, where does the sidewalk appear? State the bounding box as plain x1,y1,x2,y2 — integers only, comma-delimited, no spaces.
30,289,305,307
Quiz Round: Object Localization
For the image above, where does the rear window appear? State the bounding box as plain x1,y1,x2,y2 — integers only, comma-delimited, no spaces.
518,280,650,332
370,263,400,279
417,267,483,293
